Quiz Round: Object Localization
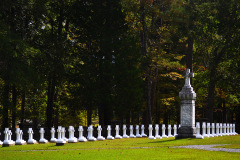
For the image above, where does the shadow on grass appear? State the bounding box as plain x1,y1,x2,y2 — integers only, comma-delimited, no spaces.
147,138,195,144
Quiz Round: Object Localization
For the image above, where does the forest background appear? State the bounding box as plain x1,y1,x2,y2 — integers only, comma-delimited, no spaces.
0,0,240,132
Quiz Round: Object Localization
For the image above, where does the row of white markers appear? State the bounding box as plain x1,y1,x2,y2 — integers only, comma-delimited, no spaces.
0,123,238,146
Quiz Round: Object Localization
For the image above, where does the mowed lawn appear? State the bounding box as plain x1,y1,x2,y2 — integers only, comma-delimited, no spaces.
1,135,240,160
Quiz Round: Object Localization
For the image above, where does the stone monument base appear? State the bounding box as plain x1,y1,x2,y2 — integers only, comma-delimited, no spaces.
175,126,196,139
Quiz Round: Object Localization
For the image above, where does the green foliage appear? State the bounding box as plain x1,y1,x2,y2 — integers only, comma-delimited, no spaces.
0,0,240,127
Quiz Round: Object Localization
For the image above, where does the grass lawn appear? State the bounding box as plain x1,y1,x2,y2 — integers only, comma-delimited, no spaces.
1,135,240,160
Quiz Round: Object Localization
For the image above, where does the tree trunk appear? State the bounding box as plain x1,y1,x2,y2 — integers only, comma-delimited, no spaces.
140,0,152,124
155,97,160,124
2,83,10,130
87,105,92,126
206,48,225,122
163,110,168,125
147,76,152,124
98,105,104,125
53,89,59,127
151,68,158,124
186,0,194,84
46,74,56,129
206,68,216,123
20,91,25,129
11,86,17,129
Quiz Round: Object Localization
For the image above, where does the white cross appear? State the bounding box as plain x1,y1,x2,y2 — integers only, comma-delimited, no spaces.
184,68,194,86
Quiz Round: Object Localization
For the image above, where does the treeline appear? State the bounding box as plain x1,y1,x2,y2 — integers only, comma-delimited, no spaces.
0,0,240,130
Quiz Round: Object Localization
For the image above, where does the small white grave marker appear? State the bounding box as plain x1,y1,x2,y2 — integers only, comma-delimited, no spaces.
87,126,96,141
233,124,238,135
97,125,105,140
3,128,15,147
78,126,87,142
148,124,156,139
162,124,168,138
50,127,57,143
173,124,178,137
129,125,136,138
202,122,208,137
15,128,26,145
27,128,37,144
207,123,213,137
168,124,173,137
216,123,220,136
196,122,203,139
226,124,230,135
229,124,233,135
219,123,223,136
135,125,142,138
107,125,114,140
223,123,227,135
155,124,161,139
68,126,78,143
122,125,129,138
211,123,216,137
56,126,66,146
61,127,68,142
39,128,48,144
141,125,147,137
115,125,122,139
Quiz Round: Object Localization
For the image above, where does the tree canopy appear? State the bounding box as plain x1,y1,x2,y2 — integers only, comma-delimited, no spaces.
0,0,239,130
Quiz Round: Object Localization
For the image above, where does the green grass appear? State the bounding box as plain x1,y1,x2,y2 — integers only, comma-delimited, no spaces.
1,136,240,160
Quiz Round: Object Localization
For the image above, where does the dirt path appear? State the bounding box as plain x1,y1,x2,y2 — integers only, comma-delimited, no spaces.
173,144,240,153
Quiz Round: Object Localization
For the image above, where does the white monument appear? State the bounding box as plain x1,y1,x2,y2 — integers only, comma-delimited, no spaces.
233,124,238,135
229,124,233,135
176,68,196,139
68,126,78,143
162,124,168,138
107,125,114,140
56,126,66,146
115,125,122,139
168,124,173,137
15,128,26,145
129,125,136,138
87,126,96,141
223,123,226,135
122,125,129,138
78,126,87,142
97,125,105,140
195,122,203,139
61,127,68,142
135,125,142,138
141,125,147,137
27,128,37,144
39,128,48,144
211,123,216,137
219,123,223,136
148,124,156,139
155,124,161,139
226,124,230,135
207,123,213,137
202,122,208,137
216,123,220,136
50,127,57,143
173,124,178,137
3,128,15,147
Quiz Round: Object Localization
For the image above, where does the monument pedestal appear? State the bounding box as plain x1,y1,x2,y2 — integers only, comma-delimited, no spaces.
175,126,196,139
175,69,197,139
